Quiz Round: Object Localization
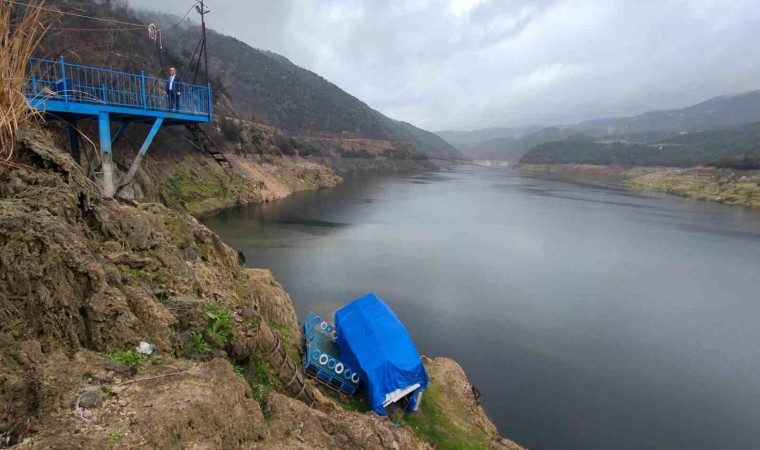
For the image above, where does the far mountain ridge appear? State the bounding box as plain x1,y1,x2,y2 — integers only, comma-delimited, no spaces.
435,126,543,154
569,90,760,136
468,127,587,162
438,89,760,155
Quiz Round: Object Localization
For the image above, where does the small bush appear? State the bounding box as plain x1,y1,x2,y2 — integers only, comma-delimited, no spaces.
122,267,146,279
191,332,211,354
201,305,233,343
274,135,297,156
709,156,760,170
105,350,153,367
251,383,270,404
298,141,325,157
219,117,244,142
383,144,428,160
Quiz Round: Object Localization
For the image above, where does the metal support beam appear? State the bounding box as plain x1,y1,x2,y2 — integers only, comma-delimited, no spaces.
98,112,114,196
111,122,130,147
114,117,163,197
66,118,80,164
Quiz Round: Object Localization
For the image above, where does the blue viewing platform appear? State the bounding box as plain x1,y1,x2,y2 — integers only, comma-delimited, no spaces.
26,57,212,124
24,57,213,196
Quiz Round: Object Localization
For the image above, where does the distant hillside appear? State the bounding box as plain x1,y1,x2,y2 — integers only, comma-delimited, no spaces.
140,12,462,159
521,121,760,168
435,126,543,154
441,90,760,155
571,91,760,136
469,127,587,161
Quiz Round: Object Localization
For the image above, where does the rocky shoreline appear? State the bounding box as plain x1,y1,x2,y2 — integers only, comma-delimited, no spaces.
109,120,441,217
0,130,522,449
517,163,760,208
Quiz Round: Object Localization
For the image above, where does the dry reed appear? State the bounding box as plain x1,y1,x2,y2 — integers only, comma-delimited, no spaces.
0,0,54,164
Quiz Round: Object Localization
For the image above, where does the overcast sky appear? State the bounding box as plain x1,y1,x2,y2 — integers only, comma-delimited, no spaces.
129,0,760,131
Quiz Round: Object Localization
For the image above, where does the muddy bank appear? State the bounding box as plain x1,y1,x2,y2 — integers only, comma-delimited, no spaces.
314,156,439,175
117,150,342,217
517,163,760,207
0,130,522,449
625,168,760,207
77,116,449,216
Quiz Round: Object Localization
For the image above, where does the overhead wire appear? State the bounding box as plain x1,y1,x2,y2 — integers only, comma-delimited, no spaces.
165,1,199,31
9,0,199,39
184,35,204,81
160,127,204,153
48,26,145,32
7,0,146,27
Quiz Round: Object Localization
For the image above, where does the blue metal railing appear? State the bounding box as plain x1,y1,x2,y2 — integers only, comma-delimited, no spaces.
26,57,212,118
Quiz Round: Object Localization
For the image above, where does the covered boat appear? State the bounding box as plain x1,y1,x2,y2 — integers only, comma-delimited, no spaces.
335,293,429,415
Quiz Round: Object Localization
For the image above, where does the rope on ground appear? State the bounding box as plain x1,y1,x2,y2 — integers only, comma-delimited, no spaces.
113,367,194,386
73,395,92,423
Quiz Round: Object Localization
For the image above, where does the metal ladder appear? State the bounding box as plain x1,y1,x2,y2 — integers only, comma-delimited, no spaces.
185,124,232,168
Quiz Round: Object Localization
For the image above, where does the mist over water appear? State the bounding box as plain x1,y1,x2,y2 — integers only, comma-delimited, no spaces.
202,167,760,450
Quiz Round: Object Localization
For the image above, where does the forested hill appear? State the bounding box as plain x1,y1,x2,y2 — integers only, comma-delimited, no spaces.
520,121,760,168
140,12,463,159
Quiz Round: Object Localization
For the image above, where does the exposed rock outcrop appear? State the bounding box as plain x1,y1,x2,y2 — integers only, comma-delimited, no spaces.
0,131,522,449
0,130,314,444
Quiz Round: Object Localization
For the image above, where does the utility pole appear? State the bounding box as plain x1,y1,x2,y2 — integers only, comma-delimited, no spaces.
196,0,210,85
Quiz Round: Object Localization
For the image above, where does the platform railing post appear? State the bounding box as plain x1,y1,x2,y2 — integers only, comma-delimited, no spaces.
101,83,107,104
31,74,37,97
60,56,68,106
141,71,147,111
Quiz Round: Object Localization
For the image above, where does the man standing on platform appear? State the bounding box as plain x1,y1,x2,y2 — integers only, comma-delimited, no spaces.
166,67,180,111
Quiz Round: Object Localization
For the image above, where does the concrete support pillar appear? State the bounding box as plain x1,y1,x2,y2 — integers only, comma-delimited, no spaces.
98,112,114,196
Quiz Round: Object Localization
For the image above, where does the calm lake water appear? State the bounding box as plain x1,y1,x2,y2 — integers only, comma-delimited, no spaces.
202,167,760,450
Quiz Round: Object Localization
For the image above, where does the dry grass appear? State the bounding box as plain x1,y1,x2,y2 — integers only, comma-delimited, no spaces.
0,1,55,165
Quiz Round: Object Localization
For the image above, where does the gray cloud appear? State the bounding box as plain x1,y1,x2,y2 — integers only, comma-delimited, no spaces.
129,0,760,131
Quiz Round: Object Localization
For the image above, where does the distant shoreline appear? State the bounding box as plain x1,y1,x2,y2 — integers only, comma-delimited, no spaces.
516,163,760,208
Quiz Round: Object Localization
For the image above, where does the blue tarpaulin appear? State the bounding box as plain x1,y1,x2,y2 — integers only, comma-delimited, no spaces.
335,293,429,416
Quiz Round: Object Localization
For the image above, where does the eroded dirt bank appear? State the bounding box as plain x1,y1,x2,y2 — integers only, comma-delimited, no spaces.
0,131,522,449
518,163,760,207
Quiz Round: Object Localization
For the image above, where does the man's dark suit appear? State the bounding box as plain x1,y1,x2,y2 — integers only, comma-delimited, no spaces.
166,74,181,111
